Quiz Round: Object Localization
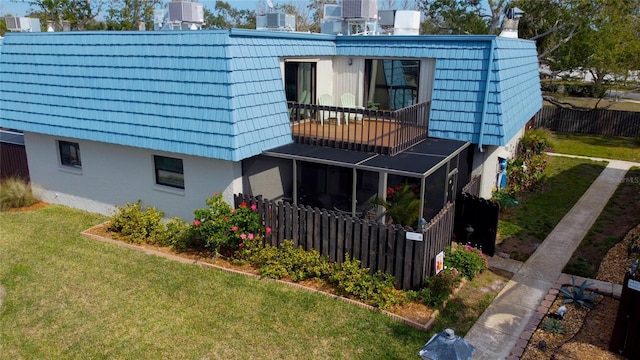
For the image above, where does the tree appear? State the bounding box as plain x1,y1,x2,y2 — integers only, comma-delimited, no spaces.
418,0,506,35
202,0,255,30
514,0,640,103
0,16,7,36
105,0,161,30
28,0,102,31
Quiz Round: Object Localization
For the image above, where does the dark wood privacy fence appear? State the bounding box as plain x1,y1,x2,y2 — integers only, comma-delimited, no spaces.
234,194,455,290
0,142,30,181
461,175,481,197
534,106,640,137
454,192,499,257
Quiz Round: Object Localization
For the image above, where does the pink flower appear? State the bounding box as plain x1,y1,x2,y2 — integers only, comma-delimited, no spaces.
240,233,247,240
213,192,218,197
251,204,257,211
248,233,254,239
232,226,238,232
193,220,200,227
231,209,236,214
266,227,272,234
223,216,227,221
239,242,243,248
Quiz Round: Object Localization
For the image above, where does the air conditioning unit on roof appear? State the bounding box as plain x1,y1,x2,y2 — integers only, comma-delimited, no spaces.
166,1,204,23
5,17,41,32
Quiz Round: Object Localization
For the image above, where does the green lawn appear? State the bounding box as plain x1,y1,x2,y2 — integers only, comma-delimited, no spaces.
498,156,608,261
550,132,640,162
0,205,428,359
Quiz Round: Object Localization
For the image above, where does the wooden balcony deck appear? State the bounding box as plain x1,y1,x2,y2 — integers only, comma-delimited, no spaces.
289,101,430,155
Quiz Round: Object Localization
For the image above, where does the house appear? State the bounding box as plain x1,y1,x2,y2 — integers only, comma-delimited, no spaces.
0,29,541,222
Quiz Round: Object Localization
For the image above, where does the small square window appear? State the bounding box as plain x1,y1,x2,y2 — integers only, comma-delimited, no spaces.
154,155,184,189
58,140,82,168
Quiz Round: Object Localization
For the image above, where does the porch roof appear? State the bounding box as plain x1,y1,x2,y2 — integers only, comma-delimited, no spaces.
263,137,470,178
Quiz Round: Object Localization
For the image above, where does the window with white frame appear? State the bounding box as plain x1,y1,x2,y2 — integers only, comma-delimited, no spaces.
58,140,82,168
154,155,184,189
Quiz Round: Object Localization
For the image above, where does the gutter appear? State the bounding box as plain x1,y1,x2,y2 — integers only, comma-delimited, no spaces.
477,37,496,152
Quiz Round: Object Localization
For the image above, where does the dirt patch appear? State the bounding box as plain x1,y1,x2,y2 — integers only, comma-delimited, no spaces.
6,201,48,212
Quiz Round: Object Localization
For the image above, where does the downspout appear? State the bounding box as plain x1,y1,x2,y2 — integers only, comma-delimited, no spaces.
477,37,496,152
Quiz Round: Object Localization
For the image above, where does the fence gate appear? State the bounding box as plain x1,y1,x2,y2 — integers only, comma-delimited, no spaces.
610,272,640,357
454,192,499,256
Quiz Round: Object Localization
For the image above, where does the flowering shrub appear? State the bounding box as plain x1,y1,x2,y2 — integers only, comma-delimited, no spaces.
191,193,267,254
373,182,421,227
409,269,461,307
444,243,488,280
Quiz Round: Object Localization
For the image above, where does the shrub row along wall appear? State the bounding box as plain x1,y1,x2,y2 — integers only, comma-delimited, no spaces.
234,194,455,290
534,106,640,137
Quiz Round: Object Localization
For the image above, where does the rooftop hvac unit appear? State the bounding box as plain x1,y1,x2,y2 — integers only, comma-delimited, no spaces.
321,19,344,34
257,12,295,31
378,10,395,26
323,4,342,19
393,10,420,35
5,17,41,32
266,13,295,29
342,0,377,19
167,1,204,23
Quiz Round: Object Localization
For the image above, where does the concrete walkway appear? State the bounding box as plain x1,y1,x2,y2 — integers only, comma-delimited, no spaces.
464,154,639,359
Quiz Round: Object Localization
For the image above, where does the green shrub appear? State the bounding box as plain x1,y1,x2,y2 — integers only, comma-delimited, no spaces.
108,200,164,244
241,240,331,281
0,177,39,211
156,217,198,251
329,254,400,309
444,243,488,280
518,128,554,157
417,269,462,307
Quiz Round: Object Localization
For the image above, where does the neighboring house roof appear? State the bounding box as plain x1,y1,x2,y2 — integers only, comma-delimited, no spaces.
0,30,540,161
336,35,542,146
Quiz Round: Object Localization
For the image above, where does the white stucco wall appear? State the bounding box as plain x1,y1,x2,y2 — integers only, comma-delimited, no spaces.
471,126,524,199
24,132,242,220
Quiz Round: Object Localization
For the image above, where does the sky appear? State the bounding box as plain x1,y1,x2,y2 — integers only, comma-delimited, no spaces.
1,0,263,17
1,1,491,21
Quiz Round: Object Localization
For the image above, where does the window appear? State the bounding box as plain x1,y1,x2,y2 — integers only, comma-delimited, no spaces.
58,140,82,168
365,59,420,110
154,155,184,189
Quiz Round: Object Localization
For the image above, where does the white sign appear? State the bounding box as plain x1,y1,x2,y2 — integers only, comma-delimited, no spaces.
629,278,640,292
435,251,444,275
406,232,423,241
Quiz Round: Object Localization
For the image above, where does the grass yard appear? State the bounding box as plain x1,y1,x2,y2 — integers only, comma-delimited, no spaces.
497,156,608,261
549,132,640,162
0,205,429,359
564,167,640,278
543,96,640,112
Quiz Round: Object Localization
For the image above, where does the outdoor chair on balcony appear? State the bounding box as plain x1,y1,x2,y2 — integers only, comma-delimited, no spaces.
340,93,364,126
317,93,334,125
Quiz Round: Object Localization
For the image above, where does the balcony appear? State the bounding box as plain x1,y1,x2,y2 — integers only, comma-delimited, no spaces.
288,101,431,156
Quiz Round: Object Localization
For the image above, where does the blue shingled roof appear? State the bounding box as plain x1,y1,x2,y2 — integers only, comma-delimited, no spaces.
0,30,335,161
336,35,541,146
0,30,540,161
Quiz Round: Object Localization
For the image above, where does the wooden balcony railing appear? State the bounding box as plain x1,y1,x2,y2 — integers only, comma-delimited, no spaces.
288,101,431,156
